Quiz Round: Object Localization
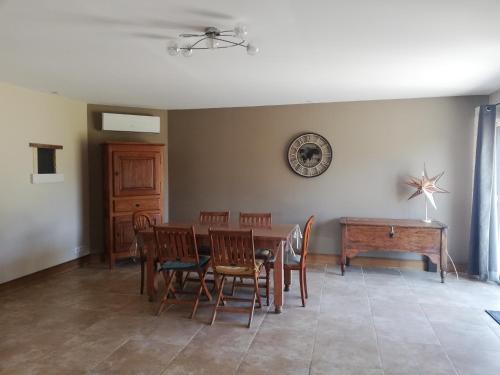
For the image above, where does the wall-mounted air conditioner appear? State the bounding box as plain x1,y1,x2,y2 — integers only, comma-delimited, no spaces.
102,113,161,133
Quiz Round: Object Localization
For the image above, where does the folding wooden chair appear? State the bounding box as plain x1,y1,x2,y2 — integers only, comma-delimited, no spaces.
154,225,212,318
235,212,273,305
209,228,263,328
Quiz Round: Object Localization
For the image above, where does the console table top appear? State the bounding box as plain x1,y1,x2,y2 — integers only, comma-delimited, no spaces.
340,217,447,229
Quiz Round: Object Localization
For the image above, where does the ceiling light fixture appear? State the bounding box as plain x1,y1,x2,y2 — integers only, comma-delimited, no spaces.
167,25,259,57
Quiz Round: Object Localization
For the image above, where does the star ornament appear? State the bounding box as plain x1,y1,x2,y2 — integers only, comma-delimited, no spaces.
406,166,449,209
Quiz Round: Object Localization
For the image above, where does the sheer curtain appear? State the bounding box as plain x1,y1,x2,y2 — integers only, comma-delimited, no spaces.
468,105,499,282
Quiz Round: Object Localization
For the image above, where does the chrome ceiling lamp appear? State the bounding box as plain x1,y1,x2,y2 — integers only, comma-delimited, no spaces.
167,24,259,57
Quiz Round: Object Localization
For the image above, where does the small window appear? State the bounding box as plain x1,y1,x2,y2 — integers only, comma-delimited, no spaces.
37,147,56,174
29,143,64,184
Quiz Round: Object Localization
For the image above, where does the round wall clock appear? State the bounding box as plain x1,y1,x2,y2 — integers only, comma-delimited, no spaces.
287,133,333,177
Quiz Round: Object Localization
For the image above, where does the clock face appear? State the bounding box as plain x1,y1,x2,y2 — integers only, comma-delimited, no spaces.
288,133,333,177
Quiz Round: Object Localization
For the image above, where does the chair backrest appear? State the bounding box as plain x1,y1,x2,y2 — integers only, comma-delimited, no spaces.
154,225,199,265
239,212,272,227
300,216,315,266
209,229,256,269
132,211,154,235
199,211,230,225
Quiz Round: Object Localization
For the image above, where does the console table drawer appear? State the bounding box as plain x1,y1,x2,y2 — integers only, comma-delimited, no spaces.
346,225,441,253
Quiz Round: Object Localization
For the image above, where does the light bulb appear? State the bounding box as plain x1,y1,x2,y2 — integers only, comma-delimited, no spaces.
234,24,248,39
246,43,259,55
182,47,193,57
205,37,219,50
167,42,180,56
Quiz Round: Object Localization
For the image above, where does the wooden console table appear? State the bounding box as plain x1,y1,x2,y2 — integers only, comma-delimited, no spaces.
340,217,448,282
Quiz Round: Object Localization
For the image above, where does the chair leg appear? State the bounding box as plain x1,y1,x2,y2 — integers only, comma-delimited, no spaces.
299,270,306,307
181,271,190,290
253,274,262,308
140,257,145,295
304,267,308,299
210,276,225,325
248,287,257,328
157,270,175,316
265,264,270,306
190,271,204,319
231,276,237,296
200,270,212,301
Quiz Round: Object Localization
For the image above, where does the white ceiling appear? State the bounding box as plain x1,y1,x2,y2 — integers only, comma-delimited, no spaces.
1,0,500,109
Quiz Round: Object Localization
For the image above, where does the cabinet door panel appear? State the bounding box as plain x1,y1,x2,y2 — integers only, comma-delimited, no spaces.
113,212,162,254
113,215,135,254
113,151,161,197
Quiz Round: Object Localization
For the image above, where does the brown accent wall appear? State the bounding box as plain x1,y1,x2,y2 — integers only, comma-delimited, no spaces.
168,96,486,263
87,104,168,254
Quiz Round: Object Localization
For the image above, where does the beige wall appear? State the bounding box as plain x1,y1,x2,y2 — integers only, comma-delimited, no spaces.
0,83,88,283
87,104,168,253
169,96,486,264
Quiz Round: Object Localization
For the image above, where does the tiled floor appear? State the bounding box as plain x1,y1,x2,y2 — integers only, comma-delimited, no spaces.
1,262,500,374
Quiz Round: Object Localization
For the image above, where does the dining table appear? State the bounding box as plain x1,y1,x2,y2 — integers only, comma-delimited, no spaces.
138,222,299,314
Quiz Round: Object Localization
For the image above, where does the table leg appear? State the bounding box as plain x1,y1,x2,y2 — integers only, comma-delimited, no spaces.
273,241,284,313
146,244,156,302
341,224,347,276
440,228,448,283
284,268,291,292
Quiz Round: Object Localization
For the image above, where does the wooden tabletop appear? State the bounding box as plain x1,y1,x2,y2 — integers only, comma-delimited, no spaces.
153,222,298,240
339,217,447,229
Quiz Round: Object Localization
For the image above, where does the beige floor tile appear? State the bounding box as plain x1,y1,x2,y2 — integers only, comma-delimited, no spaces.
431,321,500,352
447,347,500,375
374,316,440,345
36,332,130,371
2,262,499,375
237,352,310,375
92,338,182,374
163,346,245,375
378,338,456,375
310,361,384,375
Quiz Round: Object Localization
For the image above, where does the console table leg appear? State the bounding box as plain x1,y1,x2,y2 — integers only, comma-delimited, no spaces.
341,224,347,276
440,227,448,283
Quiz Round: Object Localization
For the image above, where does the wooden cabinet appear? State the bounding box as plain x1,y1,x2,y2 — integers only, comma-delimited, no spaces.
340,217,448,282
104,142,164,267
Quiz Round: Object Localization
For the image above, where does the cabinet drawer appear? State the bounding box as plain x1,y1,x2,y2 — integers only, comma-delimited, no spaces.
346,225,441,253
113,198,160,213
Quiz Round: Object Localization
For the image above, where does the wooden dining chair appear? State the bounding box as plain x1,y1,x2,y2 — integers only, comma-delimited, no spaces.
199,211,230,225
132,211,155,295
197,210,230,257
268,216,315,307
237,212,273,305
154,225,212,318
209,229,263,328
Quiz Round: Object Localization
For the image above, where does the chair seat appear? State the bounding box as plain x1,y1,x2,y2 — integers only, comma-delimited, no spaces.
269,253,301,268
161,255,210,270
215,259,264,276
255,248,272,260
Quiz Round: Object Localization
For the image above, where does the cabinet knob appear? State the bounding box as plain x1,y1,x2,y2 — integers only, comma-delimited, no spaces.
135,203,140,207
389,226,395,238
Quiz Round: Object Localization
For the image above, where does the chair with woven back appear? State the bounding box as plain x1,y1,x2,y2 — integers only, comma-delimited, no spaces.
237,212,273,305
132,211,157,295
268,215,314,307
154,225,212,318
208,228,263,328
